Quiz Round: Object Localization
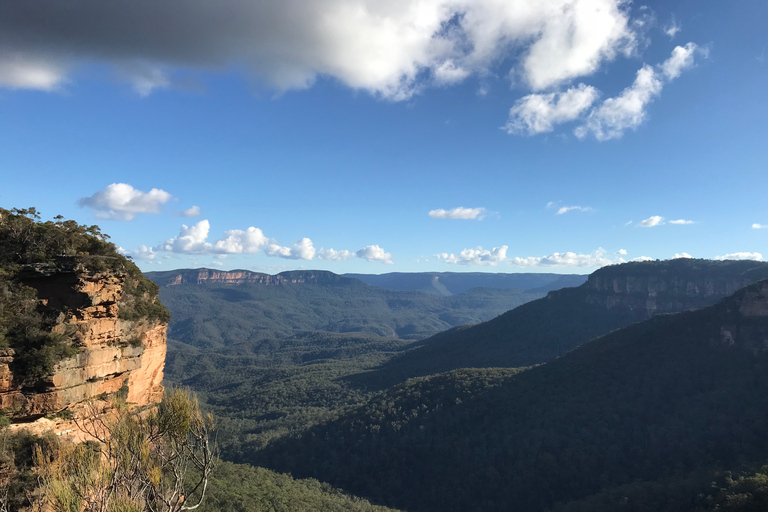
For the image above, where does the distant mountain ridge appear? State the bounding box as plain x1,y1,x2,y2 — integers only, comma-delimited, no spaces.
145,268,565,346
370,259,768,384
342,271,587,295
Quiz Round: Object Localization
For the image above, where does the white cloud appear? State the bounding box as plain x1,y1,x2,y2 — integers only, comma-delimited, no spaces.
575,64,663,140
753,223,768,229
120,63,171,96
661,42,698,80
630,256,653,262
0,55,67,91
356,245,393,264
78,183,173,221
160,220,214,253
669,219,694,225
265,238,316,260
318,248,355,261
575,43,700,140
673,252,693,259
503,84,599,135
616,249,627,255
437,245,508,266
0,0,637,99
715,252,763,261
117,245,157,261
664,18,681,39
556,205,593,215
181,205,201,217
510,247,612,268
638,215,664,227
428,207,487,220
213,226,270,254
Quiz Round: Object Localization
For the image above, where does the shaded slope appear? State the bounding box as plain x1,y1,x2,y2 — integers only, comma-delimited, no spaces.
372,259,768,384
254,278,768,512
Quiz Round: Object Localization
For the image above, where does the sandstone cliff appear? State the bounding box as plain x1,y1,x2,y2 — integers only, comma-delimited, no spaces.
1,262,167,440
148,268,360,287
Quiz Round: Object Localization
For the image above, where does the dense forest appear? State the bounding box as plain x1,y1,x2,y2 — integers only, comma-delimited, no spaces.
252,279,768,511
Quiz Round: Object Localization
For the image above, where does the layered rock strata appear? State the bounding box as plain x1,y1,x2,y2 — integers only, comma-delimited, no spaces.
1,265,166,439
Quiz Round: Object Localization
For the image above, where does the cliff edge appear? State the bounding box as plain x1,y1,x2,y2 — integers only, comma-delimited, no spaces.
0,208,169,441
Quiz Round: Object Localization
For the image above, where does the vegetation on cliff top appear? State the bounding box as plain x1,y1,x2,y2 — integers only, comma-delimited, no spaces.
0,207,169,388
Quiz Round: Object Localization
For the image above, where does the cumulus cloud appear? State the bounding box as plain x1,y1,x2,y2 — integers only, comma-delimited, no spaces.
181,206,201,217
630,256,653,262
160,220,214,253
751,223,767,229
669,219,694,225
0,0,637,98
510,247,612,268
157,221,314,260
674,252,693,259
437,246,508,266
213,227,270,254
318,248,355,261
638,215,664,227
428,207,487,220
575,43,701,140
715,252,763,261
78,183,172,221
265,238,316,260
117,245,157,261
503,84,599,135
616,249,628,255
356,245,393,264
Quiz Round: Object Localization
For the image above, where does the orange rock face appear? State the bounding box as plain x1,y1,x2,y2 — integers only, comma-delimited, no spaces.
1,266,167,439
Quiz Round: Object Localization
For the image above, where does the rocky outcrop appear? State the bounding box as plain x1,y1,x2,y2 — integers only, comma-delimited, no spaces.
563,259,768,317
717,279,768,354
1,264,167,440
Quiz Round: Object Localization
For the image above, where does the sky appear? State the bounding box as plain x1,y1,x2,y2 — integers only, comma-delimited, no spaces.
1,0,766,274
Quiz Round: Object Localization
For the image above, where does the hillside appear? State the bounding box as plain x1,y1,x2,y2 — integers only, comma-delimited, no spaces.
146,268,550,346
370,259,768,384
254,277,768,512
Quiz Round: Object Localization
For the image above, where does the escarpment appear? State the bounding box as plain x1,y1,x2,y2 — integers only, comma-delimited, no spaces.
149,268,359,287
0,261,167,429
0,208,169,441
580,259,768,316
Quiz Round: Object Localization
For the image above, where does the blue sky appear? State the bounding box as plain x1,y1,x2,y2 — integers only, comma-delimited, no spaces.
1,0,766,274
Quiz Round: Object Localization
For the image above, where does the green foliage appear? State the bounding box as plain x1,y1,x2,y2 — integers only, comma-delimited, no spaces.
164,332,409,458
119,262,171,324
0,427,60,510
200,461,401,512
0,279,79,386
35,389,216,512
